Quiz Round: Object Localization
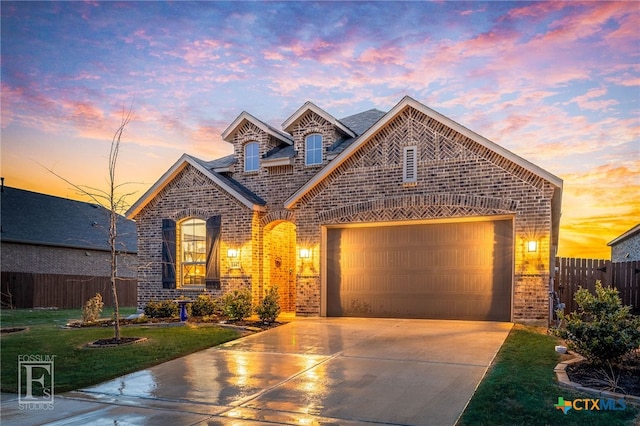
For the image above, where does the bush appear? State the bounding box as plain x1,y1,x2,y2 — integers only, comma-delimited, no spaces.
221,289,252,321
190,294,218,317
143,300,179,319
554,281,640,365
255,286,281,324
82,293,104,323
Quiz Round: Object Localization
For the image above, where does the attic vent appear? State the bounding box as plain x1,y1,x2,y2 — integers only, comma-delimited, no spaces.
403,146,417,183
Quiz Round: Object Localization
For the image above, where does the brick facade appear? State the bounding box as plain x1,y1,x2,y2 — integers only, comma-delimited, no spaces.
130,97,561,323
1,242,136,278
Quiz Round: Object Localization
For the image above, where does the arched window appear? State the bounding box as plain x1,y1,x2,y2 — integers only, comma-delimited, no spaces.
244,142,259,172
181,218,206,286
305,134,323,165
162,216,221,289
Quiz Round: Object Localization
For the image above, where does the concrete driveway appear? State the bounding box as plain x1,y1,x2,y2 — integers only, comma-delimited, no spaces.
2,318,511,425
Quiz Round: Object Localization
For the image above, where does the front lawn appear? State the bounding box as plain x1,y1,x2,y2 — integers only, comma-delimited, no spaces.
459,325,639,425
1,308,241,393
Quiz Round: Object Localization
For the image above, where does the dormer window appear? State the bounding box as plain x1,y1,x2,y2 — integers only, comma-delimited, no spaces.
305,134,323,165
244,142,259,172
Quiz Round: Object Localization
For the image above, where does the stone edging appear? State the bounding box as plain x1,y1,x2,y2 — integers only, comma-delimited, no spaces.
555,353,640,405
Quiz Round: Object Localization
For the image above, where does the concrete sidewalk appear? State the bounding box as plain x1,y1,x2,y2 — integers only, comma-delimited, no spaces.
2,318,511,425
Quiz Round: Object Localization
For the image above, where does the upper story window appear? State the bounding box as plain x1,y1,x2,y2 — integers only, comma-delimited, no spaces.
244,142,259,172
305,134,323,166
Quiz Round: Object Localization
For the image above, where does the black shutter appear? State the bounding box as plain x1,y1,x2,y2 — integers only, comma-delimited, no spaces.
206,216,221,289
161,219,176,289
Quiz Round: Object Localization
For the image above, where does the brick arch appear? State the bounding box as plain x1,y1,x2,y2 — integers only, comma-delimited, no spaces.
260,210,296,228
171,208,213,222
317,194,518,224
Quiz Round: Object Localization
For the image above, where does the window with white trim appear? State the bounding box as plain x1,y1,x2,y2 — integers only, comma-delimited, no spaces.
244,142,259,172
181,218,206,286
403,146,417,183
305,134,323,165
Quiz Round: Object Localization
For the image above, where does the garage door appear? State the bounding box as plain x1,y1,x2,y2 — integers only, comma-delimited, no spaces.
326,219,513,321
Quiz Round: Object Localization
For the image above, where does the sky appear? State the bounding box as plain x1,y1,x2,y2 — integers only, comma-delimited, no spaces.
1,1,638,259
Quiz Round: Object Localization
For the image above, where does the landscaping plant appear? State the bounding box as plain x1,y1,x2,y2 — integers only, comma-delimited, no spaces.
190,294,218,317
554,280,640,366
221,289,252,321
81,293,104,323
143,300,179,318
255,286,281,324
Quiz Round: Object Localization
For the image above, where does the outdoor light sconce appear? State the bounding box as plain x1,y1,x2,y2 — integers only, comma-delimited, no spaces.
227,248,240,269
299,248,311,259
527,241,538,253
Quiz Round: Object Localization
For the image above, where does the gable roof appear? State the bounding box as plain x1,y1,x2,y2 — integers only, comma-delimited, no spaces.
282,101,357,138
608,223,640,246
222,111,293,144
285,96,563,209
125,154,266,218
0,186,137,253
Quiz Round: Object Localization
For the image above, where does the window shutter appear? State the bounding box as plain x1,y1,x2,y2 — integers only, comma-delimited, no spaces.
161,219,176,289
403,146,417,183
205,216,221,289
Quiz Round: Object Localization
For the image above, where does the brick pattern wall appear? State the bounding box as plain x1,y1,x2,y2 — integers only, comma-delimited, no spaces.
291,106,555,322
1,242,136,278
133,165,261,309
229,111,343,210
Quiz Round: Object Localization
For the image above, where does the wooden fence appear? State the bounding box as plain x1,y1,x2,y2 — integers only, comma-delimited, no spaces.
1,272,137,309
554,258,640,314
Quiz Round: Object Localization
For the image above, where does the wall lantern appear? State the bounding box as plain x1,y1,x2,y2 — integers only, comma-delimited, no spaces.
227,248,240,269
299,248,311,259
527,241,538,253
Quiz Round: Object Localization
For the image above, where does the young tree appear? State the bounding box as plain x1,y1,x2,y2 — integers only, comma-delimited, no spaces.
47,106,134,342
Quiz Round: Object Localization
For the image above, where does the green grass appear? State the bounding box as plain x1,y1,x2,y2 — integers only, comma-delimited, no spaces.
460,325,639,426
1,308,241,393
0,306,137,327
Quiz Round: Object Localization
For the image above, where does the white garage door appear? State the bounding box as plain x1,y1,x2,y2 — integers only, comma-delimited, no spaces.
326,219,513,321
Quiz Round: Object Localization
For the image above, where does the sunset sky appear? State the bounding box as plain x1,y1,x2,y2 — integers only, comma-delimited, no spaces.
1,1,638,259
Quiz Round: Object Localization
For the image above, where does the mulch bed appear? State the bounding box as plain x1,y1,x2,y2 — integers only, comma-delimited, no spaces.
0,327,28,335
566,355,640,397
86,337,148,348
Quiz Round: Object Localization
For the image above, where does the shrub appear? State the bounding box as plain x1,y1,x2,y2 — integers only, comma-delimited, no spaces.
554,281,640,365
143,300,179,318
221,289,252,321
190,294,218,317
255,286,281,324
82,293,104,323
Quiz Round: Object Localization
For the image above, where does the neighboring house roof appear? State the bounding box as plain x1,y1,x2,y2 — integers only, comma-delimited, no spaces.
126,154,266,218
608,223,640,246
282,101,357,138
0,186,137,253
222,111,294,145
284,96,564,209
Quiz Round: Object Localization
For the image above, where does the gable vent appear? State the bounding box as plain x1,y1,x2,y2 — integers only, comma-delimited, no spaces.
403,146,418,183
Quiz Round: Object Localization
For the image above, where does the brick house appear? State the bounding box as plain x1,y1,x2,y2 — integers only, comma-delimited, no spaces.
1,185,137,308
127,96,562,323
608,224,640,262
